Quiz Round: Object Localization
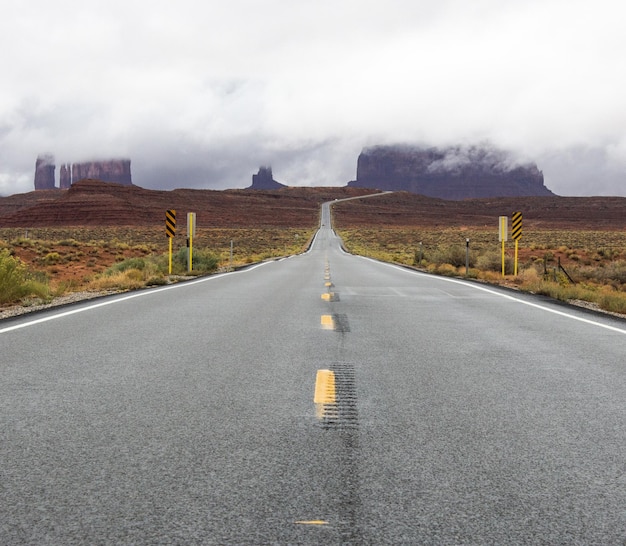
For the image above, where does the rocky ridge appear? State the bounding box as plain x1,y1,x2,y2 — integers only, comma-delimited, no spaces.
0,179,374,228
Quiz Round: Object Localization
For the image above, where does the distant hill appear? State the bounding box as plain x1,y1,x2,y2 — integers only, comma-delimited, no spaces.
0,179,374,228
348,144,555,199
1,179,625,231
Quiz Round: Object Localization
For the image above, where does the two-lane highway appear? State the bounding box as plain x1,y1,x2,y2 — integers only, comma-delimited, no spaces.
2,201,626,544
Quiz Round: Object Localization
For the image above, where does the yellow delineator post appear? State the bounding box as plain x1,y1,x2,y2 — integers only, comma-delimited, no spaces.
166,209,176,274
511,211,523,276
499,216,508,277
187,212,196,272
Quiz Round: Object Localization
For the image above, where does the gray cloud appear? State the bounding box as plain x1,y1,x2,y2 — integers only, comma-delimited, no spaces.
2,0,626,196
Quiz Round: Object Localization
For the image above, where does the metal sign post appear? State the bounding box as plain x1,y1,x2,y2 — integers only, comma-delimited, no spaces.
499,216,508,277
187,212,196,272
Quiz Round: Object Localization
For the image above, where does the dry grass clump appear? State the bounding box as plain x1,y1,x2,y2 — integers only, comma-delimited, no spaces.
88,270,146,291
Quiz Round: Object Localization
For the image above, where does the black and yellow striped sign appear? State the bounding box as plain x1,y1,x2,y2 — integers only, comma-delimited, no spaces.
166,209,176,238
511,211,522,240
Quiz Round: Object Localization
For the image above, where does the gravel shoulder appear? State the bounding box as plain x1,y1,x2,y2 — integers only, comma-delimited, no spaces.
0,291,121,320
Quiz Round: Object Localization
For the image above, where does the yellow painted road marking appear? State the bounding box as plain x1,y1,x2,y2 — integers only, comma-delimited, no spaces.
295,520,329,525
314,369,336,419
314,369,336,403
325,281,332,287
321,293,334,301
320,314,335,329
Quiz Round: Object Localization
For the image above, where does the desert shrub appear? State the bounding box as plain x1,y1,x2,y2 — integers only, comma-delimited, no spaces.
133,244,152,254
42,252,62,264
434,263,458,276
428,245,470,267
598,261,626,284
173,247,219,273
598,291,626,314
108,257,147,272
58,239,80,247
88,271,145,291
574,260,626,286
597,248,617,259
519,266,540,283
15,237,34,247
476,251,513,274
124,268,144,282
0,249,49,304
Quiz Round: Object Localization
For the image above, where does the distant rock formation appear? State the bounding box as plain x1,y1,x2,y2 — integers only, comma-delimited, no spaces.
60,164,72,189
71,160,132,186
34,157,132,189
348,145,555,199
34,155,56,190
248,166,286,190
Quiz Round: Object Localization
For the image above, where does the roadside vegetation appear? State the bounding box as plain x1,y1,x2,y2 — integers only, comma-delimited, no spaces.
337,227,626,316
2,223,626,317
0,227,314,306
0,248,50,305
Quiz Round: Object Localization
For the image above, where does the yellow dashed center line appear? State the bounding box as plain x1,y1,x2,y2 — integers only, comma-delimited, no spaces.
314,369,337,420
320,314,335,329
314,369,336,404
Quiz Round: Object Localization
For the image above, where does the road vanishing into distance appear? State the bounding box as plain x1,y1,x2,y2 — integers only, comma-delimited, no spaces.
2,201,626,544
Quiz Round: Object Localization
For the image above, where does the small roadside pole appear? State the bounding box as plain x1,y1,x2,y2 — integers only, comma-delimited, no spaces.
511,212,523,276
187,212,196,272
499,216,508,277
230,240,234,271
165,209,176,274
465,238,470,276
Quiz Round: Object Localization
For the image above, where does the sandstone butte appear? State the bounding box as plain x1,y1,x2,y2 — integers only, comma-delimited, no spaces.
348,145,554,200
34,156,132,190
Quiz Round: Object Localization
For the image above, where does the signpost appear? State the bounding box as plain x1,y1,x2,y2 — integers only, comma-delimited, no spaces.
187,212,196,272
511,212,523,275
499,216,508,276
165,209,176,274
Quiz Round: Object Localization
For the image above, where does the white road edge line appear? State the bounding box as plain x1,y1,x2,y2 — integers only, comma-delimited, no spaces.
0,261,272,335
361,256,626,335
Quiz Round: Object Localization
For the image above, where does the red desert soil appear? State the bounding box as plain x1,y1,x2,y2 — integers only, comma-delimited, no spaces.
0,180,378,228
2,179,626,230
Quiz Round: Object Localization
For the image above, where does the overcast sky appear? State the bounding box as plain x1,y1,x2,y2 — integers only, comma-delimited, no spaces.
1,0,625,196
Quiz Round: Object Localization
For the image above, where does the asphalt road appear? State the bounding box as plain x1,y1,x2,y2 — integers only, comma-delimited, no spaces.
2,202,626,544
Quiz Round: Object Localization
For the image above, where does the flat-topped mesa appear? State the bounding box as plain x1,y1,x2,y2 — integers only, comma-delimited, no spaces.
34,157,132,189
248,166,286,190
348,145,555,199
34,155,56,190
71,159,132,185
